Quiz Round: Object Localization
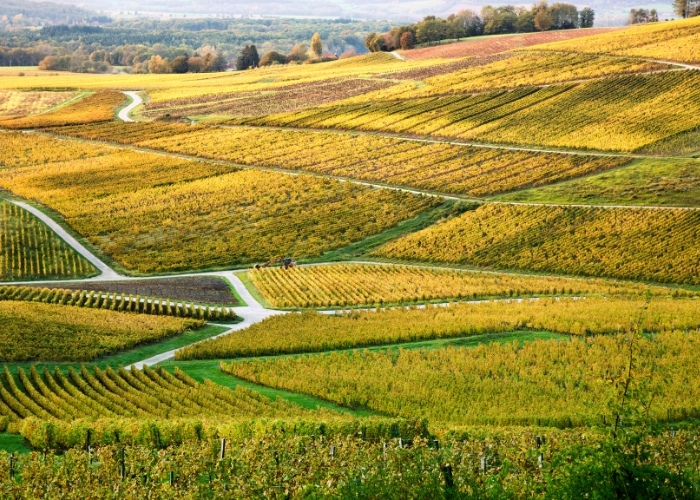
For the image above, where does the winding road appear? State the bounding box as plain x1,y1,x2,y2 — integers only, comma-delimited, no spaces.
118,91,143,122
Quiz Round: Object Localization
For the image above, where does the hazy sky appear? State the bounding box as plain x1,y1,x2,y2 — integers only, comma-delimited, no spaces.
54,0,677,25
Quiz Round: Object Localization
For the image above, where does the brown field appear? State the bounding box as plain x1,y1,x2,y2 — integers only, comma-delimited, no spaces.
16,277,239,306
142,78,395,118
378,54,514,81
400,28,624,60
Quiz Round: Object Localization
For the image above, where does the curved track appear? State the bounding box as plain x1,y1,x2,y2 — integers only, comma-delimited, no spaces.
117,91,143,122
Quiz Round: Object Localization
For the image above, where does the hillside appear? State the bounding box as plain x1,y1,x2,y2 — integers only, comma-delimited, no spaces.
0,14,699,498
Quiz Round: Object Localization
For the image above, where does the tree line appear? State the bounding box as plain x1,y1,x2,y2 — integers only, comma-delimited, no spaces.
365,2,594,52
0,17,387,70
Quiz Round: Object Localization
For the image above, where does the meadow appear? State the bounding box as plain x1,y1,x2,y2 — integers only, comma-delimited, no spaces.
0,301,202,362
177,297,700,359
374,204,700,285
0,134,437,273
0,199,96,281
228,329,700,426
247,262,687,308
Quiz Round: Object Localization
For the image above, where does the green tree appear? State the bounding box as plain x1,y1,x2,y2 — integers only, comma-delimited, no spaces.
170,55,188,73
236,45,259,70
515,11,535,32
579,7,595,27
310,32,323,57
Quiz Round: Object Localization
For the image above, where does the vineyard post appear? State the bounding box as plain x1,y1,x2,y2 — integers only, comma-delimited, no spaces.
433,440,440,450
480,456,486,474
169,470,174,486
120,448,125,481
440,463,454,489
535,436,542,449
9,453,14,480
383,442,387,460
219,438,226,460
538,454,543,469
329,446,335,459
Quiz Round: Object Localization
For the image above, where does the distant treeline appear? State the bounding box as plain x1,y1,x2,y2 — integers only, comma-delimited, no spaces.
365,2,595,52
0,17,387,70
0,0,109,31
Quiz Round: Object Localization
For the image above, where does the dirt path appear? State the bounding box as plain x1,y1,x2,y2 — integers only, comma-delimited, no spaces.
118,91,142,122
5,198,121,279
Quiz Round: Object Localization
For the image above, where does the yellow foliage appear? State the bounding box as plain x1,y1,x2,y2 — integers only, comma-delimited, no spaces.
374,203,700,285
248,262,690,308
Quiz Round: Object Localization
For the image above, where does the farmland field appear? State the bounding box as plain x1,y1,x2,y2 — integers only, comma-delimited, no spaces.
178,297,700,359
495,158,700,207
1,12,700,497
55,123,632,197
0,134,437,273
0,301,202,362
374,204,700,284
248,263,686,308
0,199,96,281
246,71,700,152
0,91,79,119
533,15,700,64
397,27,622,60
228,329,700,426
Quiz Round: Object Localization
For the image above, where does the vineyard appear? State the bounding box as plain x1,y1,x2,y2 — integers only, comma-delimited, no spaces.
247,71,700,152
374,204,700,285
1,429,699,498
0,134,437,273
0,200,96,281
0,364,315,423
228,329,700,426
247,262,685,308
142,78,395,119
495,158,700,207
533,14,700,64
53,123,631,197
0,285,237,321
0,91,124,129
0,301,202,362
176,297,700,359
0,91,79,119
397,52,670,97
0,131,111,170
398,27,622,60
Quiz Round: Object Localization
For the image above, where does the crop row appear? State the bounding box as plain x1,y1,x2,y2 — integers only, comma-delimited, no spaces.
0,364,309,424
2,429,699,498
229,328,700,427
248,262,690,308
375,203,700,285
177,296,700,360
0,285,236,321
399,52,670,97
54,123,630,197
0,133,436,273
0,200,96,281
240,71,700,152
0,301,202,362
533,15,700,64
